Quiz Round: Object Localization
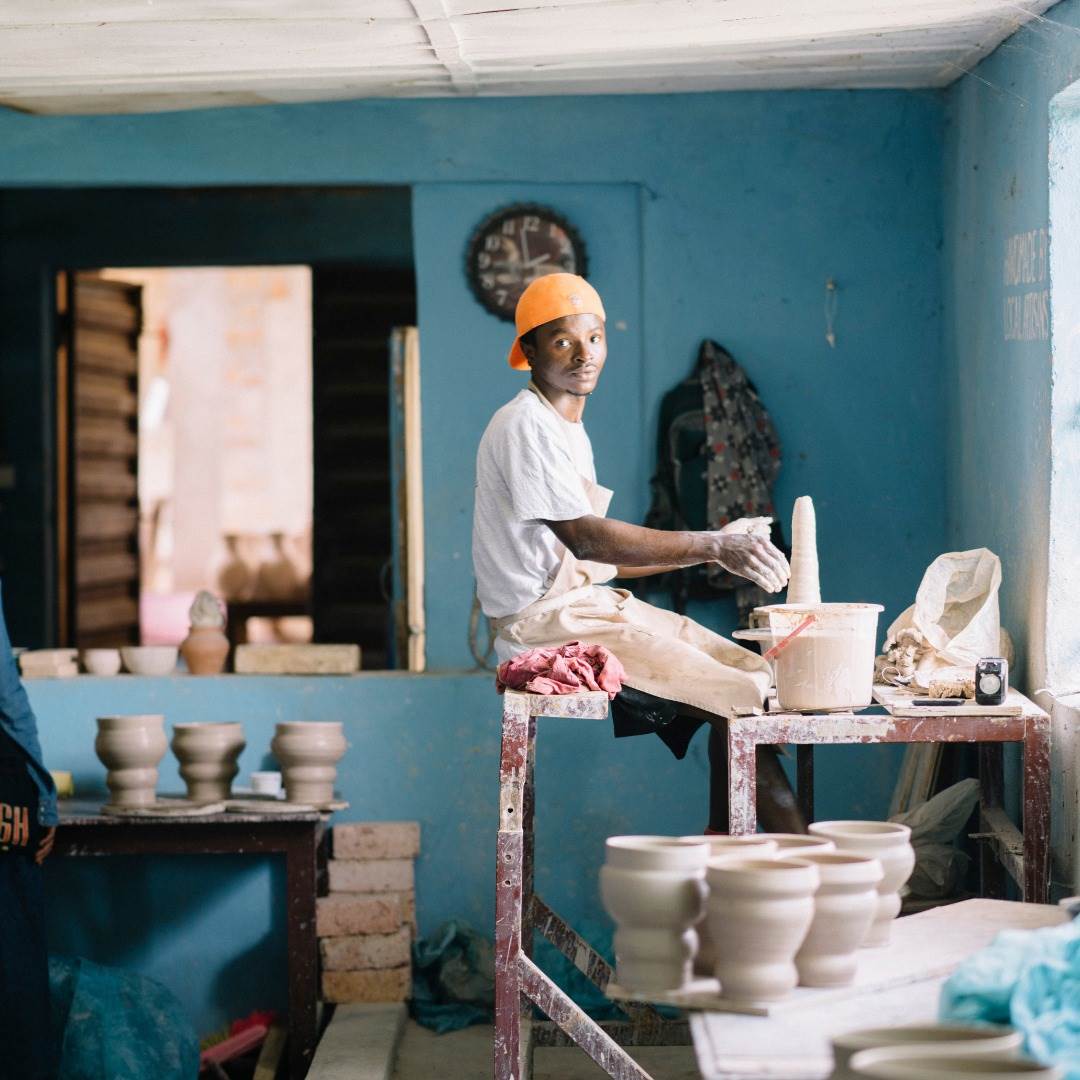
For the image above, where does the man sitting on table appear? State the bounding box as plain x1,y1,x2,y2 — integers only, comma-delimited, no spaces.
473,274,801,832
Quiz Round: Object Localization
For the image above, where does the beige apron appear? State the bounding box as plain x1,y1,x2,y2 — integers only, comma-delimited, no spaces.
493,385,772,717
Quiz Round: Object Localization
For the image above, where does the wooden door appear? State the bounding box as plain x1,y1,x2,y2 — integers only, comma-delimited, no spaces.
311,266,416,669
389,326,425,672
56,272,142,647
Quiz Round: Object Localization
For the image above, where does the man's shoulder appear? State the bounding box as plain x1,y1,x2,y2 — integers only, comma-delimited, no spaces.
481,390,557,449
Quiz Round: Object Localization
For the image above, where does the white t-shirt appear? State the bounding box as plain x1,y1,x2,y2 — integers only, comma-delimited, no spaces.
473,389,597,622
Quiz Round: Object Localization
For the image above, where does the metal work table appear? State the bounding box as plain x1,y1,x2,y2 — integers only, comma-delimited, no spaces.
690,898,1065,1080
55,799,330,1080
727,689,1051,901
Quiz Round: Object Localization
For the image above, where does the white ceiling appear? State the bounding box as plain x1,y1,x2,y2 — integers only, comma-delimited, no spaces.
0,0,1062,116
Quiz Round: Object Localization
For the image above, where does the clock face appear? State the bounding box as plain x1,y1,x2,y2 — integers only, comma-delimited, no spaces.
466,204,587,321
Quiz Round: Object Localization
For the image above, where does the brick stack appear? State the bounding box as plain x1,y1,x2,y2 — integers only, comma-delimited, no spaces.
318,821,420,1004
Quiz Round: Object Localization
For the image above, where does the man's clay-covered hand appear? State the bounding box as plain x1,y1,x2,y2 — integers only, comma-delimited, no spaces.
712,532,790,593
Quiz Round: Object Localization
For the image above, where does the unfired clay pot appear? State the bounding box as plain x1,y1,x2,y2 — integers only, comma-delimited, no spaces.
600,836,708,993
808,821,915,947
95,714,169,807
832,1025,1022,1080
684,836,779,976
706,857,819,1001
848,1048,1059,1080
760,833,837,858
793,852,883,987
180,627,230,675
271,720,347,804
171,722,246,802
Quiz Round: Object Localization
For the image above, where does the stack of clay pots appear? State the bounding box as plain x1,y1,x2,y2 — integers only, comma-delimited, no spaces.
600,820,915,1003
833,1024,1059,1079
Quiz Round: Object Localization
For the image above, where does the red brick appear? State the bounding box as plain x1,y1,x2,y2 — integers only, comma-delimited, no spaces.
316,894,403,937
328,858,414,894
333,821,420,860
322,966,410,1003
320,927,412,971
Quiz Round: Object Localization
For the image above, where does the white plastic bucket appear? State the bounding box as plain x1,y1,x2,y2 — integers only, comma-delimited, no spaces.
734,603,884,712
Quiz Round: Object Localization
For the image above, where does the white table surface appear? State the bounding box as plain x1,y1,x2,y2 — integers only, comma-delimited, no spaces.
690,899,1066,1080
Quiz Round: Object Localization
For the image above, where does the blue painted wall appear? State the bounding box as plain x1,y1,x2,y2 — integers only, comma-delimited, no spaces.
0,88,949,1032
943,0,1080,693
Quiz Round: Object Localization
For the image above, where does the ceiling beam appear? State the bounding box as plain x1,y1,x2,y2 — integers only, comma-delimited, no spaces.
409,0,479,92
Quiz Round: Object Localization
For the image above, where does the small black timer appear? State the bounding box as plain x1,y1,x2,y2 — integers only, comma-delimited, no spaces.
975,657,1009,707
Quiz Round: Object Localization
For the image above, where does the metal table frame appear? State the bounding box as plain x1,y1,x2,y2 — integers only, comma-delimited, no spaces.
726,698,1051,901
55,800,328,1080
495,690,687,1080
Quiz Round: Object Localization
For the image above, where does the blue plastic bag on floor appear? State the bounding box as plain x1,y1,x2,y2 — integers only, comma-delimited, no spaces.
50,956,199,1080
940,917,1080,1077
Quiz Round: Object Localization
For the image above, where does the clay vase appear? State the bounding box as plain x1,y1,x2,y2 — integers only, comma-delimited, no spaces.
271,721,347,804
180,626,230,675
793,852,883,987
832,1025,1023,1080
787,495,821,605
95,714,169,807
217,534,254,601
600,836,709,993
683,835,779,976
808,821,915,947
171,722,246,803
848,1048,1059,1080
760,833,837,858
255,532,304,601
706,857,819,1001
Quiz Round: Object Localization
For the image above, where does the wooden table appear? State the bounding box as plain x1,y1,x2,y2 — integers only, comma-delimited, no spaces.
690,898,1066,1079
726,689,1051,901
55,800,329,1080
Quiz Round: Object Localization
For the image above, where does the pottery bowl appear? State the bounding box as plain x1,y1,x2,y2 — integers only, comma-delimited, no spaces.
760,833,837,857
605,836,710,872
833,1025,1022,1077
848,1048,1059,1080
601,837,708,930
82,648,122,676
682,835,779,860
120,645,178,676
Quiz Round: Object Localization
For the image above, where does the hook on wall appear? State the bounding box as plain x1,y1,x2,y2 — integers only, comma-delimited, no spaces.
824,278,838,349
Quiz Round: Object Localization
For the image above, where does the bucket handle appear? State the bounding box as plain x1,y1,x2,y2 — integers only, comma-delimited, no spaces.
762,614,818,661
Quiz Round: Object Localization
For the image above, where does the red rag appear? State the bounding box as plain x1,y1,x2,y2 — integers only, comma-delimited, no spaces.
496,642,625,700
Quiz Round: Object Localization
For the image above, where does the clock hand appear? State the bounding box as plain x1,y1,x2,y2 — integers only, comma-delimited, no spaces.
523,253,552,270
520,227,530,266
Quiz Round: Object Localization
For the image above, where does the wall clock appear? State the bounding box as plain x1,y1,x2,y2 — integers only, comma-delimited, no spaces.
465,204,588,322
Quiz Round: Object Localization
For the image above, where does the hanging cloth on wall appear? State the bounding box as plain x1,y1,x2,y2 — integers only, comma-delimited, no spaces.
644,340,785,622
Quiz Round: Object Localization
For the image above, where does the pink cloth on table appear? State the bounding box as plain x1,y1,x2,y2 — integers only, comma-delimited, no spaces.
496,641,625,700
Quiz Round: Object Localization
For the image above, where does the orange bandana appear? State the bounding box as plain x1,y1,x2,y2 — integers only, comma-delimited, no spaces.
507,273,606,370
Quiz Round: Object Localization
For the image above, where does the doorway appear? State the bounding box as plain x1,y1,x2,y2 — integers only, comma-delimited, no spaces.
55,257,417,669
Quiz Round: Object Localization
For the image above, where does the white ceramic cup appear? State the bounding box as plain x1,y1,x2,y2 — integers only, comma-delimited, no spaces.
251,771,283,797
82,648,122,676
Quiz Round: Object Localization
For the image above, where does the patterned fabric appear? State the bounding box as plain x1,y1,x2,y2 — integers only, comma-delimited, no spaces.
645,340,784,622
698,340,782,586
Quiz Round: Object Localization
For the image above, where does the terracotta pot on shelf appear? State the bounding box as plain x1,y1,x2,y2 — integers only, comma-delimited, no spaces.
808,821,915,947
793,852,883,987
180,590,230,675
706,857,819,1002
271,721,347,804
94,714,168,807
600,836,708,993
171,722,246,803
681,835,779,976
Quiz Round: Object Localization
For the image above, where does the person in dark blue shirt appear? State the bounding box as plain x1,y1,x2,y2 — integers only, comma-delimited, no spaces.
0,582,58,1079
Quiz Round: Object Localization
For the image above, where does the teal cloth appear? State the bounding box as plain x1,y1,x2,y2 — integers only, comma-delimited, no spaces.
50,956,199,1080
940,917,1080,1075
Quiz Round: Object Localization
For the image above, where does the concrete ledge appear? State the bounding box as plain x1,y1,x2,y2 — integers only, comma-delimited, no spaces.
308,1002,407,1080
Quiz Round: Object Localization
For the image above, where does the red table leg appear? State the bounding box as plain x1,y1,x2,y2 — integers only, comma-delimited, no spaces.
728,724,758,835
1023,715,1051,903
